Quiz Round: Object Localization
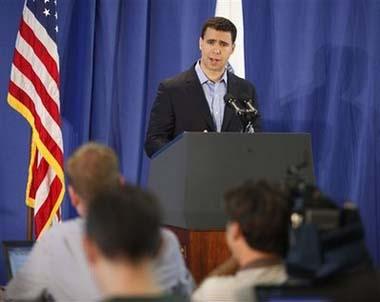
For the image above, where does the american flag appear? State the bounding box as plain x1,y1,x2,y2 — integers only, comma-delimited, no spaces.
7,0,64,238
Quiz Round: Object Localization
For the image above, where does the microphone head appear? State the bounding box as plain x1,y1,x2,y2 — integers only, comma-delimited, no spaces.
240,94,258,115
240,93,252,103
223,93,236,103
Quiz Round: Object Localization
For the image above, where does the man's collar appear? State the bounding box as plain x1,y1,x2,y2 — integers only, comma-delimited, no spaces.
239,257,283,272
195,60,228,84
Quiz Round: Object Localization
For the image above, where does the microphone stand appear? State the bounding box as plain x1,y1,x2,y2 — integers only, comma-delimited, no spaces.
224,95,259,133
241,99,259,134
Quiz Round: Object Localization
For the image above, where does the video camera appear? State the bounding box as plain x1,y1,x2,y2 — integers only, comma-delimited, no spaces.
284,162,372,280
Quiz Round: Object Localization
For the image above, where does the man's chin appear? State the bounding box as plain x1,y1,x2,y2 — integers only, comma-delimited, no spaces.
207,64,224,72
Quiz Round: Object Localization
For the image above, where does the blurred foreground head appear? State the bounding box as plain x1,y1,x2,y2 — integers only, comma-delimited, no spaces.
83,183,162,296
66,142,121,215
84,183,162,264
224,180,290,258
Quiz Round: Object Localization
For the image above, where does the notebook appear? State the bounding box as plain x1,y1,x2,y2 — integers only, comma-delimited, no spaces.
2,241,34,280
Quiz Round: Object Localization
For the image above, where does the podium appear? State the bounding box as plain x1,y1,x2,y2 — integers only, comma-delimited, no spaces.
148,132,314,282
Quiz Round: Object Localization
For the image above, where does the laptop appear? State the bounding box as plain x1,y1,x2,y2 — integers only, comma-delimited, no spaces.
255,285,332,302
2,241,34,281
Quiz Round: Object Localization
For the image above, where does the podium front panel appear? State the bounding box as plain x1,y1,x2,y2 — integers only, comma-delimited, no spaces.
148,132,314,230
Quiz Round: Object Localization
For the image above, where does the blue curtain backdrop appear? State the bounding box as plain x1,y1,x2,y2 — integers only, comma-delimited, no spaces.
244,0,380,266
0,0,379,284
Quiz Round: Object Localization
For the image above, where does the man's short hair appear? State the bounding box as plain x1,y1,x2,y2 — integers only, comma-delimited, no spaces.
85,183,162,262
201,17,237,43
224,180,290,257
65,142,120,202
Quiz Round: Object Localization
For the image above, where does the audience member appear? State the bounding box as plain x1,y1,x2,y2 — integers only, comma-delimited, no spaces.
5,143,193,301
192,180,290,302
83,183,185,301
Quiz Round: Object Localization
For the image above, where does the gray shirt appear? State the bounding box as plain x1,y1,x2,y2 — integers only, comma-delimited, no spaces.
192,264,287,302
5,218,193,301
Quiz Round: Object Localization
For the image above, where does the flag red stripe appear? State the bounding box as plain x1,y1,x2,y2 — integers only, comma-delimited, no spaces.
28,146,38,199
28,158,49,199
19,19,59,85
9,81,63,165
13,50,61,125
34,176,62,236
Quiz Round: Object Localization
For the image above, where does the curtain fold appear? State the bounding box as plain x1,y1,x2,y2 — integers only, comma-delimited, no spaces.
1,0,379,284
244,0,380,263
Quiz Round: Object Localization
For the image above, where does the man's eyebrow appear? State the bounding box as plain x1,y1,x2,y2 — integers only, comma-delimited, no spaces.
206,38,229,43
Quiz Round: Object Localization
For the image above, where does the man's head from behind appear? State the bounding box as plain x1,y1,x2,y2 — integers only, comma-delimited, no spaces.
83,183,162,291
66,142,121,216
224,180,290,261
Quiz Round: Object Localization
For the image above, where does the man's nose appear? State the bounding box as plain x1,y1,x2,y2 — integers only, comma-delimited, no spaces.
213,47,221,54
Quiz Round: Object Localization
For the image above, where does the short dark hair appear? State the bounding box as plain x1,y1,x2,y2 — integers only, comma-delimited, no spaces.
224,180,290,257
85,183,162,262
201,17,237,43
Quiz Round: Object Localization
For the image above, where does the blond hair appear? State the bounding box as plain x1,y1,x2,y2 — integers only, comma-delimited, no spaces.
66,142,120,204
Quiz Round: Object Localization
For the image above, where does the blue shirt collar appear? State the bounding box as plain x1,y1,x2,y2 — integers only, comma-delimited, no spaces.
195,60,228,85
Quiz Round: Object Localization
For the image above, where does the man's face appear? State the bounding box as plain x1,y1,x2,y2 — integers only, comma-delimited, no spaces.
199,27,235,75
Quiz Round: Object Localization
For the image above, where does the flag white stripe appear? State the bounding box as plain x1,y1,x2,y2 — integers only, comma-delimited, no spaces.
23,6,59,67
34,167,55,214
215,0,245,78
16,33,60,106
11,66,63,150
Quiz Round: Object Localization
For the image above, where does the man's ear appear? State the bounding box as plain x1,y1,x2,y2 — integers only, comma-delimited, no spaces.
231,43,236,53
83,235,98,265
119,174,125,185
199,37,203,51
229,221,241,240
68,185,79,208
226,221,242,243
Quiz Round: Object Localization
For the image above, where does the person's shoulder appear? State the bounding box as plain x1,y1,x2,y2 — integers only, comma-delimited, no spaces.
199,275,236,288
192,275,236,301
43,217,83,236
160,66,195,88
156,228,182,264
157,228,182,264
160,228,179,245
228,72,255,89
37,217,83,247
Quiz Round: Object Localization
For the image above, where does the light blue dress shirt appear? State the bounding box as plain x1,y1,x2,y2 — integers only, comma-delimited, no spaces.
195,61,227,132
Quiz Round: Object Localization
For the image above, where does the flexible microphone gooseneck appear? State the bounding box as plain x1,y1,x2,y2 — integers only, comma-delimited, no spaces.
223,93,244,115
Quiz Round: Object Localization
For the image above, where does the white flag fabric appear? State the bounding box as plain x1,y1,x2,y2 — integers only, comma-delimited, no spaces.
215,0,245,78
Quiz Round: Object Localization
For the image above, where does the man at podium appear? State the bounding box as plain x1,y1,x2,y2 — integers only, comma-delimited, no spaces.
145,17,260,158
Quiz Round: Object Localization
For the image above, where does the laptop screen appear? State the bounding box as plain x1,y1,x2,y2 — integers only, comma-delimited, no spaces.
255,285,332,302
2,241,34,280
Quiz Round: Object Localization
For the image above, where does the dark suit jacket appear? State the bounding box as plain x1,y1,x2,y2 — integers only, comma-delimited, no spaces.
144,66,260,157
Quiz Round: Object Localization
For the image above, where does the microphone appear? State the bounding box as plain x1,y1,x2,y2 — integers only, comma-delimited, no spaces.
240,94,258,115
223,93,243,114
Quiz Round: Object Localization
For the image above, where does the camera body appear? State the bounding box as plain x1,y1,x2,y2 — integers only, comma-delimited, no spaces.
284,165,372,280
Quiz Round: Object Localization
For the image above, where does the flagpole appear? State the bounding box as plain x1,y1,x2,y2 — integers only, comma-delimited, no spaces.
27,207,34,240
26,130,34,241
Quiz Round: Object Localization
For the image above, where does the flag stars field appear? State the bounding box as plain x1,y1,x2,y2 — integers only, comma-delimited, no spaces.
43,8,50,17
